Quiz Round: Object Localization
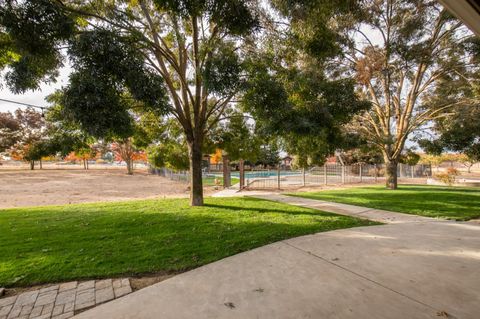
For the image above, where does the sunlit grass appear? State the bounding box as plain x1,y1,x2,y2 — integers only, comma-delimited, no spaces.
290,185,480,221
0,197,377,287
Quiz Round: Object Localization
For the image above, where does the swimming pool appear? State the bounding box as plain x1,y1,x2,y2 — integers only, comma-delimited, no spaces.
230,171,301,179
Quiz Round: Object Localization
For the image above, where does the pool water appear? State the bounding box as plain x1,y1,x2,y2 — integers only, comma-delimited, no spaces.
230,171,301,179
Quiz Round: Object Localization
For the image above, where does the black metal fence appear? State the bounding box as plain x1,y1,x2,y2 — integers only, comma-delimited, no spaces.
149,167,190,182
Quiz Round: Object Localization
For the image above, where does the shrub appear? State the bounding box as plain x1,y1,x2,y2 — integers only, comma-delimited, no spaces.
434,167,459,185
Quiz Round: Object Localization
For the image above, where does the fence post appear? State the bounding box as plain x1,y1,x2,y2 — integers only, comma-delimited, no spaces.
277,165,281,190
359,164,363,183
302,167,306,186
342,165,346,184
374,164,378,182
324,165,327,185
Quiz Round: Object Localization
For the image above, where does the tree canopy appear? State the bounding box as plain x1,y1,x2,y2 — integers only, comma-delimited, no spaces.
1,0,261,205
242,0,370,168
0,0,75,93
3,0,475,199
417,38,480,163
0,0,372,204
0,110,21,153
336,0,479,188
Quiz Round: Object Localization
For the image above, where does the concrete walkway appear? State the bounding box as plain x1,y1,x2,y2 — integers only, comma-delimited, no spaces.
210,187,241,197
74,195,480,319
251,193,441,224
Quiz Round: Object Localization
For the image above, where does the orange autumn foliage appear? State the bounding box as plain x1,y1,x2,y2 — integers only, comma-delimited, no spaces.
211,149,222,164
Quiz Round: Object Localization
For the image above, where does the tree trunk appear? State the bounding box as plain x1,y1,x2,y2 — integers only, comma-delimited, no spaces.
188,141,204,206
30,160,35,170
385,159,398,190
39,159,43,169
239,159,245,189
126,159,133,175
222,154,231,188
83,159,87,170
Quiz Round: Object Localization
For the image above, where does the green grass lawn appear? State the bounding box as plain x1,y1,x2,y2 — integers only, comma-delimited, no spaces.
0,197,376,287
289,185,480,221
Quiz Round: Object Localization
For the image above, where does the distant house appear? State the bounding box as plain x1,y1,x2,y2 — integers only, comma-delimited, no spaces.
325,156,337,164
281,156,293,170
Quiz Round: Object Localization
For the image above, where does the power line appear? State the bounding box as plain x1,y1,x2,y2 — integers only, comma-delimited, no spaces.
0,98,46,110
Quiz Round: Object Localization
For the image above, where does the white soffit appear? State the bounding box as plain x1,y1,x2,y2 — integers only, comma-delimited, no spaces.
439,0,480,37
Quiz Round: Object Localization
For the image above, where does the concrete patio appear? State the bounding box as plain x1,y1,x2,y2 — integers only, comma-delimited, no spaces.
73,196,480,319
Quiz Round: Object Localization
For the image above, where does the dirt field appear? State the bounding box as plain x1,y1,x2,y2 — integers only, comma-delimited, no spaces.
0,168,198,208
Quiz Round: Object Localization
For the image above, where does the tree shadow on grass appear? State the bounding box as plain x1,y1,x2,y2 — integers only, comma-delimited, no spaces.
203,203,340,217
395,185,480,193
293,186,480,220
0,199,373,287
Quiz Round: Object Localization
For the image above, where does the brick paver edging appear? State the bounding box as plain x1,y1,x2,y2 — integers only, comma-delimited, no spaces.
0,278,132,319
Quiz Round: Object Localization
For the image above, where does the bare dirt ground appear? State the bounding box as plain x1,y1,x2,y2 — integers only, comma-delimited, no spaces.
0,168,200,208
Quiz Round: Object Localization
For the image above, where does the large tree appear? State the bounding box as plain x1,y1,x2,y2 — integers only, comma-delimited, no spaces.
0,111,21,153
48,91,153,174
342,0,479,189
242,0,370,167
1,0,260,205
44,92,97,158
418,104,480,165
418,38,480,165
145,117,191,171
4,108,50,169
216,111,261,163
